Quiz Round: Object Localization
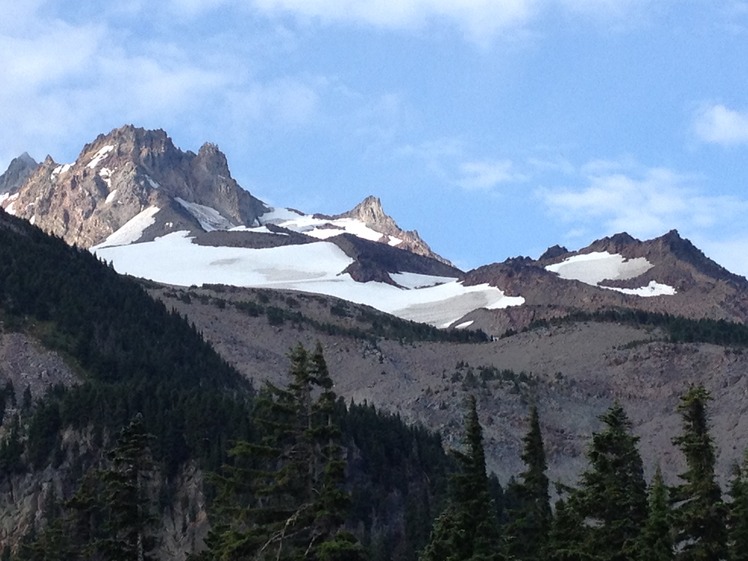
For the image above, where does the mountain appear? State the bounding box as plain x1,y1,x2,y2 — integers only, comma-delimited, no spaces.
0,125,267,248
460,229,748,335
5,125,748,558
4,125,748,335
0,153,37,196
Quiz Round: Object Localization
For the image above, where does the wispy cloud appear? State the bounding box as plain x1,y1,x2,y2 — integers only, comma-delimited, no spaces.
692,103,748,146
0,1,326,165
249,0,539,44
399,139,526,192
456,160,525,190
537,161,748,241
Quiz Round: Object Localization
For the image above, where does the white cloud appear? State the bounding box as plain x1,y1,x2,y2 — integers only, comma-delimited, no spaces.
249,0,539,44
693,103,748,146
537,162,748,240
456,159,525,190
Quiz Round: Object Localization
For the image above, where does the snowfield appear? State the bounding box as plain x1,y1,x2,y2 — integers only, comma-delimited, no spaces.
94,231,524,327
93,206,161,248
546,251,676,297
175,198,236,232
260,207,402,246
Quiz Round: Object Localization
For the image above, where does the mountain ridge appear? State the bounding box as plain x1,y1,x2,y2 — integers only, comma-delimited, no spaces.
3,125,748,335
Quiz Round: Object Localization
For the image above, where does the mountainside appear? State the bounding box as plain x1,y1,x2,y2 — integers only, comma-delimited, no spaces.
0,153,37,196
0,125,267,248
5,125,748,559
7,125,748,335
0,208,452,560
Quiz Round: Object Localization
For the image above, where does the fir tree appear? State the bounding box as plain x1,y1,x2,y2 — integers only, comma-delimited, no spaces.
727,451,748,561
566,402,648,561
637,466,673,561
504,405,551,561
203,343,363,561
419,395,501,561
100,413,158,561
671,385,727,561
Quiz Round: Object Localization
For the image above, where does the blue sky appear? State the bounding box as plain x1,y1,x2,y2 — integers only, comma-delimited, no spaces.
2,1,748,274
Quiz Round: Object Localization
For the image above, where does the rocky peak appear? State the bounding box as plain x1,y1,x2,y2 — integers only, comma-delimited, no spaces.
1,125,267,248
538,244,569,262
0,152,38,194
334,195,453,266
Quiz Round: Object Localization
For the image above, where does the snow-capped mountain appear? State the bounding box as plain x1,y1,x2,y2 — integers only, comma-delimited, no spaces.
3,125,748,333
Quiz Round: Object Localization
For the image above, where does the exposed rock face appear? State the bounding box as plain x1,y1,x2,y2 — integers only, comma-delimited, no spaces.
0,126,267,248
0,153,37,195
331,196,453,266
463,229,748,334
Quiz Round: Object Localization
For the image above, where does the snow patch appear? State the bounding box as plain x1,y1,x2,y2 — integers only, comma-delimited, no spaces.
51,163,72,177
93,234,525,327
545,251,652,285
105,189,118,204
175,197,235,232
99,167,112,188
93,206,160,249
454,320,475,329
546,251,675,298
601,280,677,297
87,145,114,169
260,207,402,245
3,193,19,215
145,175,160,189
391,271,457,289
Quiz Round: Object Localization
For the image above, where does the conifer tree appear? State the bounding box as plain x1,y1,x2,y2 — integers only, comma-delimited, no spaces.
100,413,158,561
419,395,501,561
671,385,727,561
203,343,363,561
727,451,748,561
566,402,648,561
504,405,551,561
637,466,673,561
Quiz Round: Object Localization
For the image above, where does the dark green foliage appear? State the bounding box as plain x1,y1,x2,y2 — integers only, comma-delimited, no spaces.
525,308,748,348
671,385,727,561
637,467,673,561
504,405,551,561
0,418,25,476
204,344,364,561
546,495,591,561
419,395,501,561
98,414,158,561
728,452,748,561
564,403,648,561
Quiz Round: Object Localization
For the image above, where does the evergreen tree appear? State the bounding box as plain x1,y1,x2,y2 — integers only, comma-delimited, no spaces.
504,405,551,561
566,402,648,561
671,385,727,561
727,451,748,561
546,494,592,561
419,395,501,561
203,343,363,561
100,413,158,561
637,466,673,561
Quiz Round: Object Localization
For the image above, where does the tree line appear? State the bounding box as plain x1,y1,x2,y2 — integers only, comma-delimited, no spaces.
419,384,745,561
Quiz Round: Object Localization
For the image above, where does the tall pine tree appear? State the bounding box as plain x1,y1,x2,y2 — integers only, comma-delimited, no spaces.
566,402,648,561
203,343,363,561
727,451,748,561
419,395,501,561
504,404,551,561
671,385,726,561
637,466,673,561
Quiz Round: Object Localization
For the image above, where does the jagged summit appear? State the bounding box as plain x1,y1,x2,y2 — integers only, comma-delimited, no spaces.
333,195,452,266
0,152,38,195
0,125,267,248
